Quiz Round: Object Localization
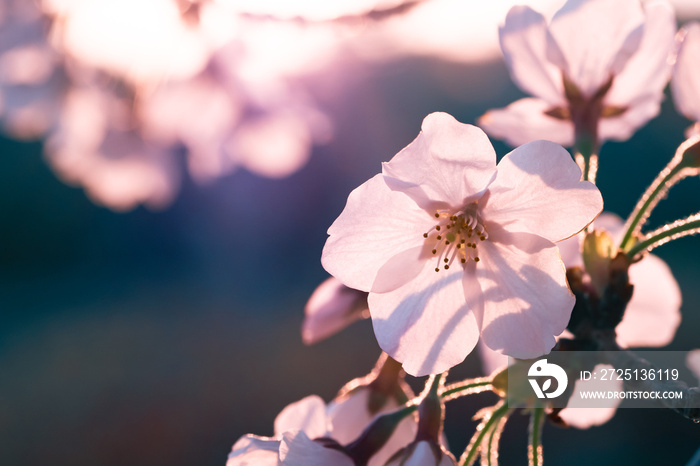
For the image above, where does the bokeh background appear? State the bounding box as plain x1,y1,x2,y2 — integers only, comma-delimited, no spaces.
1,1,699,465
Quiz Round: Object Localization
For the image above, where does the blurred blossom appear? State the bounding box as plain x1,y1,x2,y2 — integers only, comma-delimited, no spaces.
0,0,64,139
302,277,369,345
354,0,564,64
322,112,602,376
479,0,676,147
44,0,210,85
45,77,179,211
672,22,700,136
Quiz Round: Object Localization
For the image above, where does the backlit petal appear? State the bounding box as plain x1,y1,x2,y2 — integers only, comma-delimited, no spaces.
382,112,496,211
279,431,354,466
274,395,328,439
228,435,281,466
606,1,675,107
369,260,479,377
499,6,565,105
478,98,574,147
302,278,368,345
322,174,431,292
482,140,602,243
617,254,682,348
548,0,644,97
471,230,573,358
672,23,700,122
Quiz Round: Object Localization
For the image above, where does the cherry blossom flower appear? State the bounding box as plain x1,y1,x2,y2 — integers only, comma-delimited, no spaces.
671,22,700,136
0,0,65,139
322,112,602,376
45,79,179,211
302,277,369,345
229,377,418,466
479,0,676,147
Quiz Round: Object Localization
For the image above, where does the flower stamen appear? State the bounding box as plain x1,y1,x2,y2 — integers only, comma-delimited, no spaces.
425,207,488,272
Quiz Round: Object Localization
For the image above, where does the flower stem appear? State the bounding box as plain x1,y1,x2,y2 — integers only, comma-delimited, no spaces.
574,135,599,183
459,402,510,466
528,406,545,466
626,213,700,259
441,378,493,401
620,136,700,251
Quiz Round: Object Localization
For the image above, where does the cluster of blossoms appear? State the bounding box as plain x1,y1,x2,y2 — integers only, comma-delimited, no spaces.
229,0,700,463
0,0,332,210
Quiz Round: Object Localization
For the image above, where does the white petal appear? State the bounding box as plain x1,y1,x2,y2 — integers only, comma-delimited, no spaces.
470,231,574,358
382,112,497,211
326,388,417,466
482,140,603,243
279,431,354,466
616,254,681,348
322,174,431,292
559,364,623,429
687,350,700,380
598,95,663,143
548,0,644,97
302,278,368,345
274,395,328,439
228,435,281,466
369,260,480,377
499,6,565,105
606,1,676,108
672,23,700,122
478,98,574,147
477,340,510,376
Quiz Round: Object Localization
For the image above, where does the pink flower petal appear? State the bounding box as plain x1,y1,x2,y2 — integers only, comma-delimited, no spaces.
274,395,328,439
381,112,496,212
498,6,565,105
326,387,417,466
617,254,682,348
322,174,432,292
605,1,676,108
478,98,574,147
559,364,623,429
369,260,480,377
547,0,644,97
469,231,573,358
598,95,664,143
279,431,354,466
477,340,509,376
687,350,700,380
302,278,368,345
672,23,700,122
228,435,281,466
481,140,603,243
